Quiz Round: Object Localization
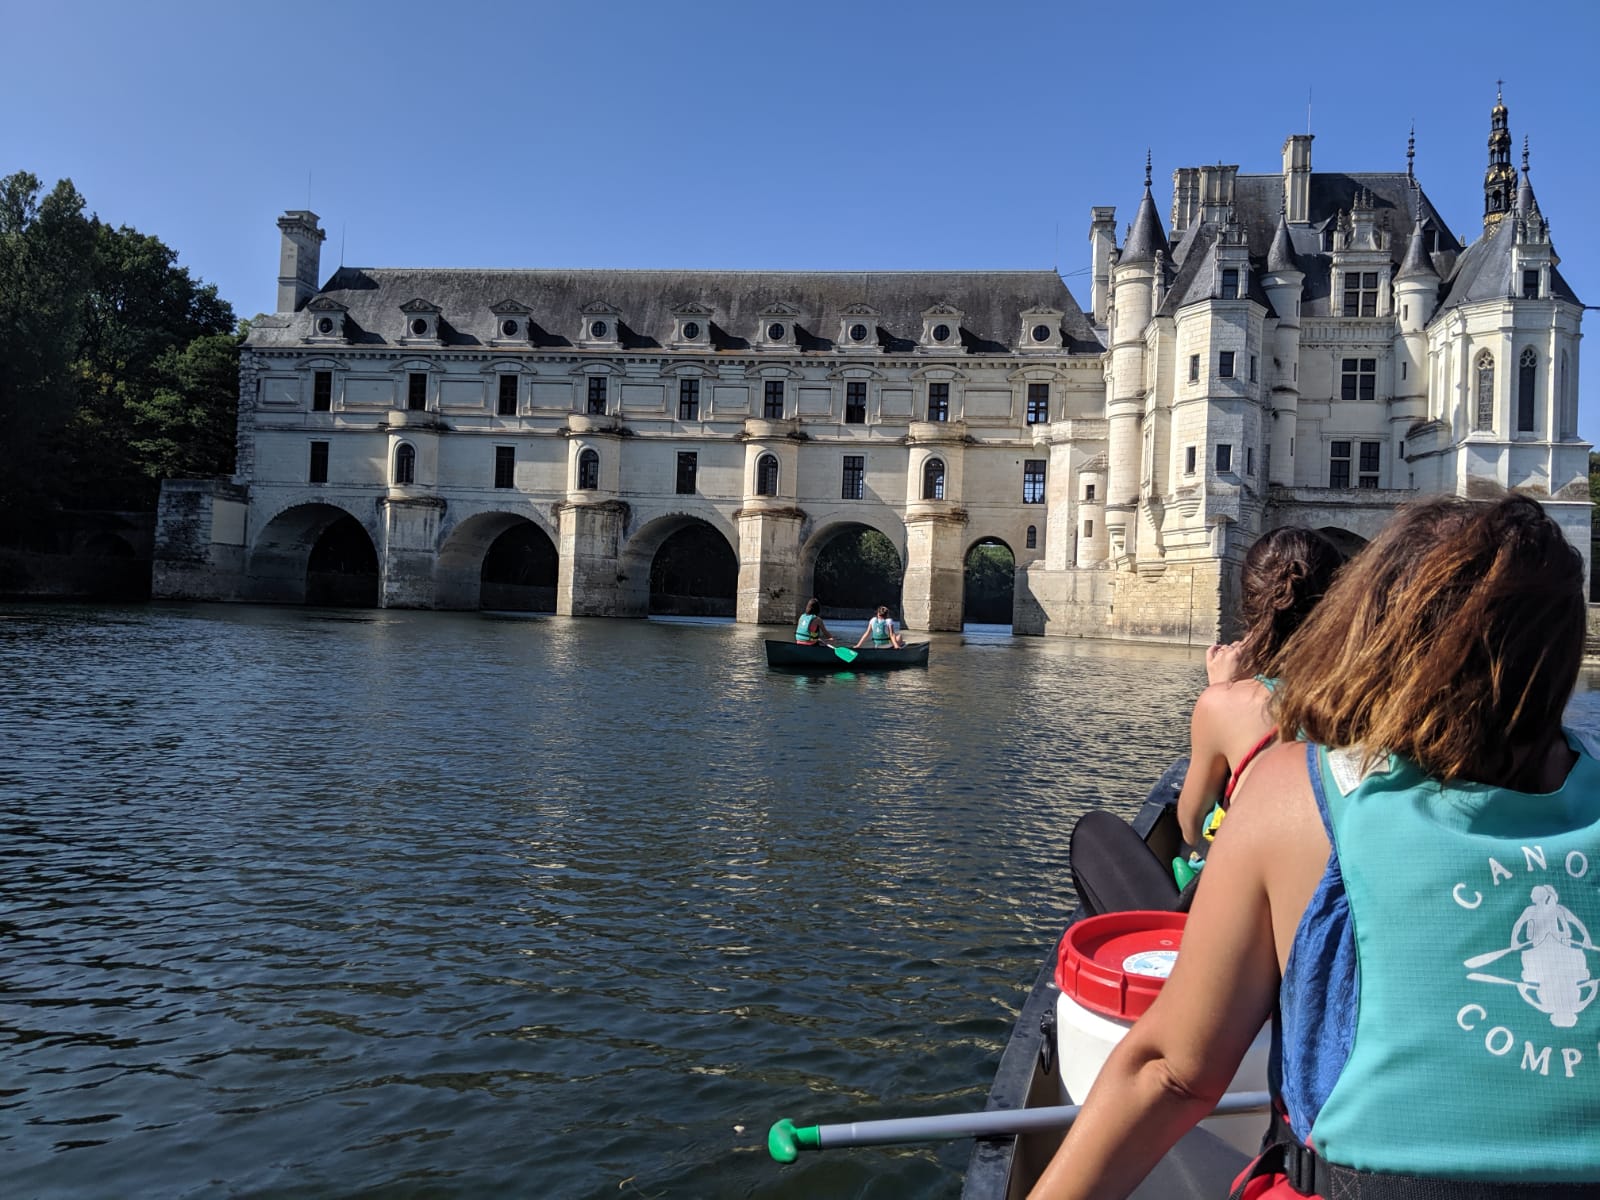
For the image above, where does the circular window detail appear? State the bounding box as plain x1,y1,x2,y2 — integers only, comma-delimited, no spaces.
767,323,786,342
590,321,608,339
849,323,868,342
932,323,951,343
316,317,333,334
409,318,429,336
1032,324,1051,343
683,322,700,340
502,319,519,337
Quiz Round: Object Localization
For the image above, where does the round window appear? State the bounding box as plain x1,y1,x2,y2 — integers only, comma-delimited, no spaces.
932,323,950,342
1032,324,1051,343
502,319,519,337
316,317,333,334
590,321,608,339
767,323,786,341
683,321,700,340
849,323,868,342
410,318,428,336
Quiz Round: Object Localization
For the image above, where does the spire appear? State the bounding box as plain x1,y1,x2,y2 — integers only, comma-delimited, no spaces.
1484,85,1515,232
1406,122,1415,181
1396,215,1438,282
1517,136,1536,215
1267,204,1299,274
1119,152,1169,267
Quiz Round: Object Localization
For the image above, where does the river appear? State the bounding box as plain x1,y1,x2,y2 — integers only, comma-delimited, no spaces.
4,603,1599,1199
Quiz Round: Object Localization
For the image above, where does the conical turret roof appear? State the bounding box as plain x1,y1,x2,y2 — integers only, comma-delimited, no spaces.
1395,219,1439,282
1266,210,1299,274
1119,153,1168,267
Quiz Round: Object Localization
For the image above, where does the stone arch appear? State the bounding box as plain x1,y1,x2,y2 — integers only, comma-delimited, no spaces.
963,535,1016,627
801,517,906,619
437,509,559,610
249,501,378,605
620,512,739,617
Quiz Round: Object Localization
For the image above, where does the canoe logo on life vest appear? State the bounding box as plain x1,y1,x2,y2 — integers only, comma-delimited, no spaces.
1462,885,1600,1029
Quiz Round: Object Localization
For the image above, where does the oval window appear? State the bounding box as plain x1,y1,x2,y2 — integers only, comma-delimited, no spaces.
683,321,700,340
316,317,333,334
1032,324,1051,342
849,323,868,342
409,318,429,336
502,319,519,337
767,323,786,341
590,321,608,339
932,323,950,342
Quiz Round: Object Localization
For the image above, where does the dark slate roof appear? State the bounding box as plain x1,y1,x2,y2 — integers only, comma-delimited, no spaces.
1266,212,1298,274
249,268,1104,355
1436,216,1582,313
1395,220,1439,282
1119,188,1169,267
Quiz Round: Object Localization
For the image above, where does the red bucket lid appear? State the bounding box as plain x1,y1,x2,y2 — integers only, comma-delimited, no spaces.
1055,910,1187,1021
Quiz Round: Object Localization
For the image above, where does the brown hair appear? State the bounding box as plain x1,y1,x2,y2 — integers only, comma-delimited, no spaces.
875,605,890,619
1232,527,1345,678
1271,494,1585,786
804,597,821,615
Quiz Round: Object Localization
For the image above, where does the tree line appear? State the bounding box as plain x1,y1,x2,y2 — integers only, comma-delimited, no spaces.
0,171,241,550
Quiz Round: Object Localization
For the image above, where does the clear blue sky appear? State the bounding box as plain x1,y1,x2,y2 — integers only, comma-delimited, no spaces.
8,0,1600,442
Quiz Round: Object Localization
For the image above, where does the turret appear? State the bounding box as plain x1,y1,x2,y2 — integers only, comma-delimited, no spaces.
1483,87,1515,233
1260,208,1304,486
276,210,325,313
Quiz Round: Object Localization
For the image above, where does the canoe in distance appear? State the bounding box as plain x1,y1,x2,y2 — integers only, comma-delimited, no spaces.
763,640,930,670
961,758,1256,1200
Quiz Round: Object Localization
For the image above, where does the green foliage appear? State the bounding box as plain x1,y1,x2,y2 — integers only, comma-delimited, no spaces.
963,541,1016,623
0,171,237,543
815,528,903,610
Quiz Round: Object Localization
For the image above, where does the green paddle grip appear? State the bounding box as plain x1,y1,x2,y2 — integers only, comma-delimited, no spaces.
767,1118,821,1163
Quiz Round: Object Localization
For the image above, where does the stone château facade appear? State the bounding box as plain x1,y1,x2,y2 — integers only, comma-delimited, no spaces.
154,94,1588,640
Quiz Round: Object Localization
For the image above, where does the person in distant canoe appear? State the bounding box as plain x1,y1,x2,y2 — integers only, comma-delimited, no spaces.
853,605,904,650
794,598,835,645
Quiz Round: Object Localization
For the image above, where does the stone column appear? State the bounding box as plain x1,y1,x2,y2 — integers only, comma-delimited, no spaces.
379,494,446,608
555,499,632,617
734,504,805,624
902,507,968,631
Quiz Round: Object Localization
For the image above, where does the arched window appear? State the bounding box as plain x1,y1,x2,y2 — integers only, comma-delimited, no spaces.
1025,525,1037,550
755,453,779,496
393,442,415,485
577,447,599,490
1474,351,1495,432
1518,348,1538,433
922,457,946,500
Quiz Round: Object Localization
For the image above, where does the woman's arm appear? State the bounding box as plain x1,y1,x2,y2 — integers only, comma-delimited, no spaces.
1027,777,1287,1200
1175,687,1233,845
853,628,870,648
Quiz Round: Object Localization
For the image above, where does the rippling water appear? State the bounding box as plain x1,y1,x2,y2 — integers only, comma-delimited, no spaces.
4,603,1599,1200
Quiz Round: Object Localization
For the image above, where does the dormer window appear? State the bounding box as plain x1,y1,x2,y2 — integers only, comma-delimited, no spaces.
920,304,964,352
1018,308,1063,352
1221,269,1240,300
579,301,621,349
757,304,800,350
305,297,348,343
399,298,442,344
490,300,531,346
670,302,713,349
1342,271,1379,318
836,304,879,350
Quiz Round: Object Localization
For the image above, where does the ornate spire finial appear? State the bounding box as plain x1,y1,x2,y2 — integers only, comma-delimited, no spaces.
1144,149,1152,190
1497,78,1504,102
1407,121,1415,179
1522,135,1530,172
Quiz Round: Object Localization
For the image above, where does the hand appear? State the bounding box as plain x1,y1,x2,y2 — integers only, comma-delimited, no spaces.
1205,640,1244,685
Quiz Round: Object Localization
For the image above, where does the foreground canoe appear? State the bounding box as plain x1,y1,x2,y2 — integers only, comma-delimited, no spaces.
764,640,930,670
961,758,1256,1199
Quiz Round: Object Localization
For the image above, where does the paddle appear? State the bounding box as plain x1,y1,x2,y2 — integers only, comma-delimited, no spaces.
768,1089,1271,1161
832,644,859,663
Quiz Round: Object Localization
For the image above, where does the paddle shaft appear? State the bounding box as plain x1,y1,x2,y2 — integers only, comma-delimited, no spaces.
776,1090,1271,1156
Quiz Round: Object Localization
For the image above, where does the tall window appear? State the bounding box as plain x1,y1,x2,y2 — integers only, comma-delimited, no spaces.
1022,459,1046,504
393,443,415,485
763,380,785,419
1523,269,1540,299
1188,354,1199,383
1249,355,1258,382
1184,446,1196,474
1475,351,1495,431
1329,440,1351,488
1215,443,1232,472
845,381,866,424
675,451,697,494
577,448,599,490
678,378,700,420
497,374,518,416
1358,441,1380,488
407,372,427,411
755,453,778,496
1085,484,1096,501
1343,271,1378,317
922,457,945,500
587,376,608,415
1026,383,1050,424
494,445,515,488
1026,525,1037,550
1221,268,1239,300
1219,351,1235,379
927,382,949,422
312,370,332,412
308,440,329,483
1561,351,1573,437
1518,348,1538,432
1340,358,1376,403
841,455,864,500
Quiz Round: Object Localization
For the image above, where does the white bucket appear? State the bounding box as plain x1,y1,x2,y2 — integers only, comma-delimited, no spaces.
1054,910,1271,1156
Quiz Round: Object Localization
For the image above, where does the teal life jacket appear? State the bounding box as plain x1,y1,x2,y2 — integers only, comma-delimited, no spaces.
795,614,818,643
867,617,893,646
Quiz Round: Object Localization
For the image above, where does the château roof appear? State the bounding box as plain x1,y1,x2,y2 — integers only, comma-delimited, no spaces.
249,267,1105,355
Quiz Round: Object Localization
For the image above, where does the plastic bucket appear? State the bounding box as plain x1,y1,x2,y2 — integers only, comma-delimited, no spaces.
1054,910,1270,1155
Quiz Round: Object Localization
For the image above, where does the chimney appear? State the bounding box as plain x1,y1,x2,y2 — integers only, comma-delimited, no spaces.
276,210,326,313
1089,206,1117,324
1282,135,1313,224
1170,167,1199,238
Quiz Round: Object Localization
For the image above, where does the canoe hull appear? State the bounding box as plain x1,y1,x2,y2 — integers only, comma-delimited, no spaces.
764,640,930,670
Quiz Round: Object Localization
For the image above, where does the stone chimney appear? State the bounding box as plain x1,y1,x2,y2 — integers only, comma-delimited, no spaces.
1170,167,1199,238
1089,206,1117,325
1282,135,1313,224
276,210,325,313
